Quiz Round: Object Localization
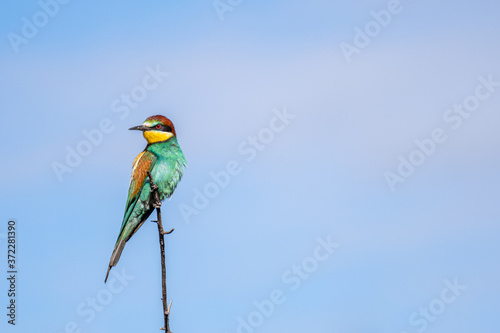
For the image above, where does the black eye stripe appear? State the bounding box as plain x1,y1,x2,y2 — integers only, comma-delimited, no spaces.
151,124,173,132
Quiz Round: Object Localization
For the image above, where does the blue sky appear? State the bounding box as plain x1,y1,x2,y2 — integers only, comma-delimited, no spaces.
1,1,500,332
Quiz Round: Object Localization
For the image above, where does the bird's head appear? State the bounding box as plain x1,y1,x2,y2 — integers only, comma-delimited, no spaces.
129,115,177,144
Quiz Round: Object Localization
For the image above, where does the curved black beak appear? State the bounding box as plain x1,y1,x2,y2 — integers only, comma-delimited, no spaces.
129,125,150,131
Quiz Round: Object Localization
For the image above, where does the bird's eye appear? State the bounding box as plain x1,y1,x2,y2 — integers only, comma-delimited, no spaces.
155,124,161,130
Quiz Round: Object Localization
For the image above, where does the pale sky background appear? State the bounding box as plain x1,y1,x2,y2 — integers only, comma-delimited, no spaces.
1,1,500,332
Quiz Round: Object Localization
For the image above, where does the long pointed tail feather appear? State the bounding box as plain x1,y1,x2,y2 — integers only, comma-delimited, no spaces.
104,239,126,283
104,266,112,283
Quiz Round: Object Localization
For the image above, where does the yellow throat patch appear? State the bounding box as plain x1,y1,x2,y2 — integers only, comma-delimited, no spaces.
143,130,173,144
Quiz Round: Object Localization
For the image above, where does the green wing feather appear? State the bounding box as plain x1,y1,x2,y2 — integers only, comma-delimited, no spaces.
118,150,157,243
105,151,156,282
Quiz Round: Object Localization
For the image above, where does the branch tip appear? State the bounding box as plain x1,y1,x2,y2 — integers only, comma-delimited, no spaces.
168,300,173,313
163,228,175,235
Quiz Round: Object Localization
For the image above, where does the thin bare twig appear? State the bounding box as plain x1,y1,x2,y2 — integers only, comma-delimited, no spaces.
147,171,172,333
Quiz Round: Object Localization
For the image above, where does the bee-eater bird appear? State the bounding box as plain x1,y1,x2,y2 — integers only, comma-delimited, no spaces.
105,115,187,283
